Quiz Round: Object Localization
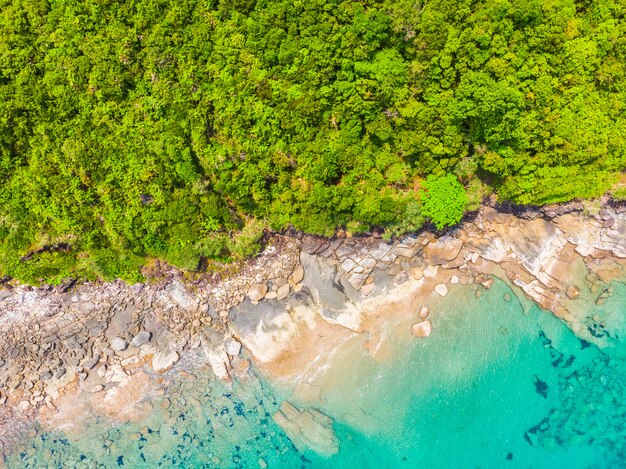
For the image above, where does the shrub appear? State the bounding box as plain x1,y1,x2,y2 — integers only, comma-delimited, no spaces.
421,175,468,230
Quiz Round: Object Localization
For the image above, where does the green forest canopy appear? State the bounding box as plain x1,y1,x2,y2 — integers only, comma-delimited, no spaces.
1,0,625,283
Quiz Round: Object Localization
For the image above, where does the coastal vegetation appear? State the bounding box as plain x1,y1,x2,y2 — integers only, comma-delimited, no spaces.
1,0,625,283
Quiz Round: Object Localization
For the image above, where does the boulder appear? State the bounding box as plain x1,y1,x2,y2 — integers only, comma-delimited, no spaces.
165,280,194,310
340,258,357,273
248,283,268,302
290,265,305,284
345,272,369,291
202,344,230,381
152,350,179,373
411,320,432,338
425,236,464,265
276,283,290,300
435,284,448,297
130,331,151,348
418,306,430,320
82,355,100,370
224,337,242,356
110,337,128,352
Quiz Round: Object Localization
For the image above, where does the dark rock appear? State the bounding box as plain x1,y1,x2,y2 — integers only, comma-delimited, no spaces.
534,375,548,398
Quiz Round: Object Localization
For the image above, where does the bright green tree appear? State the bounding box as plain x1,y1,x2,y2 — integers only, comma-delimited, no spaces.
421,175,468,230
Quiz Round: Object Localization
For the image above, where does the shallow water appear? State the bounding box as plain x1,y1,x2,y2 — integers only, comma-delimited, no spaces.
6,280,626,468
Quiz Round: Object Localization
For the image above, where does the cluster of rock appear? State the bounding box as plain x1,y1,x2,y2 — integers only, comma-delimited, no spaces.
293,202,626,345
246,263,305,303
0,238,301,455
0,200,624,459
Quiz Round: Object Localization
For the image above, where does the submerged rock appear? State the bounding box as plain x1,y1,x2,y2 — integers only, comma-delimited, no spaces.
566,284,580,299
533,375,548,398
272,401,339,456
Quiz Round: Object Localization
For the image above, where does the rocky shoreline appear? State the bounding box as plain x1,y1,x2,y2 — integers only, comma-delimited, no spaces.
0,200,625,461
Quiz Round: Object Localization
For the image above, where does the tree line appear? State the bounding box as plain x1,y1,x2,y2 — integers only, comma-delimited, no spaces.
0,0,624,283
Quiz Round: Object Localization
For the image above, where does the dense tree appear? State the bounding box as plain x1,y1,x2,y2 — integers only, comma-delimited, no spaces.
0,0,625,283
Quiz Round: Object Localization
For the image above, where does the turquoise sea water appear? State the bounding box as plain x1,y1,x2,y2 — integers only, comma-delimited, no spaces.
7,280,626,468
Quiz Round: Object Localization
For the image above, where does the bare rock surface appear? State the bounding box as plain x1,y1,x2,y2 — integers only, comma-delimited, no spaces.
426,236,463,265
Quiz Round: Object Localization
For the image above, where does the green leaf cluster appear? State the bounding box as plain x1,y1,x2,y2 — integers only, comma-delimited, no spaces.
421,175,469,230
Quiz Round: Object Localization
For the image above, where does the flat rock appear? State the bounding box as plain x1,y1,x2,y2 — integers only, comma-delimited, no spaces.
248,283,268,302
273,402,339,456
434,284,448,296
301,252,349,308
340,258,358,273
152,350,179,373
411,320,432,338
425,236,464,265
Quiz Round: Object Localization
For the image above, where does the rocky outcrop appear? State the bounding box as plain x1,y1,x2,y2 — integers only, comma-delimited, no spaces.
0,201,625,459
272,401,339,456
